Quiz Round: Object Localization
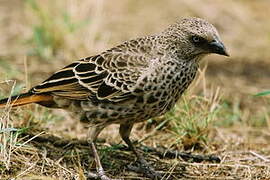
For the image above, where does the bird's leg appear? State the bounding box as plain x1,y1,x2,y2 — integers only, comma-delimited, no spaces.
119,123,162,179
86,125,114,180
88,142,113,180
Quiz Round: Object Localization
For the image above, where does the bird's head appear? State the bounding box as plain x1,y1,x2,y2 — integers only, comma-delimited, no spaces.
162,17,229,61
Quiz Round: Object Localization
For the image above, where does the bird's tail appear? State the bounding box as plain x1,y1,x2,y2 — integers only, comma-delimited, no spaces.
0,92,54,108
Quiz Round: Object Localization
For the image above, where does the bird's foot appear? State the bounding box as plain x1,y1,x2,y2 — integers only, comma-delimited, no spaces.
127,156,163,180
86,171,113,180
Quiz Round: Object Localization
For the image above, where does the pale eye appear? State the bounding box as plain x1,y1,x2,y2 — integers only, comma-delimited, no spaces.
190,35,206,45
192,36,200,43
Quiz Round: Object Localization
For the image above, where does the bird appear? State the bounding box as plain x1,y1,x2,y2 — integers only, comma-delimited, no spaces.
0,17,229,179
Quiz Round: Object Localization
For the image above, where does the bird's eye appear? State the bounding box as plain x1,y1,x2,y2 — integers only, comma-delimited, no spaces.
192,36,200,43
191,36,202,43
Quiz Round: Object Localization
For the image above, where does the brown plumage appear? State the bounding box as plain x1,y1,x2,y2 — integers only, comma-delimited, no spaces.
0,17,228,179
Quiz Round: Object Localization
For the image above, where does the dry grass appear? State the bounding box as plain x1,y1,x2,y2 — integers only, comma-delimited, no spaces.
1,0,270,179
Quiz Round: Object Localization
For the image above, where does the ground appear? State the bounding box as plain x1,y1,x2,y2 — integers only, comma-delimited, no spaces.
1,0,270,179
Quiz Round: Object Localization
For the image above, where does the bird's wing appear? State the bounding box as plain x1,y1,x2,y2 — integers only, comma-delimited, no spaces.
32,39,152,102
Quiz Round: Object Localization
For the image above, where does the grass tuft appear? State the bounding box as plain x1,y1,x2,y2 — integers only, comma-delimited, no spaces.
167,89,221,151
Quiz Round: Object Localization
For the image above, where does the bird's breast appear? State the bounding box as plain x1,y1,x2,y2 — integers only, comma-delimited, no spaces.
134,60,198,118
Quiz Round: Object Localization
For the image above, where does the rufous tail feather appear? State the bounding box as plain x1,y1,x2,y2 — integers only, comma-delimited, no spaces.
0,92,54,108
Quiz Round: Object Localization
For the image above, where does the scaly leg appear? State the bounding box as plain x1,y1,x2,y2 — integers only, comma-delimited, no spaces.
86,125,115,180
119,123,162,179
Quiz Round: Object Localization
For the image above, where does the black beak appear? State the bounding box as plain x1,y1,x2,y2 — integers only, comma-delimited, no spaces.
209,40,229,57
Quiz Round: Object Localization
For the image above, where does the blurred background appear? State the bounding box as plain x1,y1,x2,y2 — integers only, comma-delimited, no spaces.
1,0,270,179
